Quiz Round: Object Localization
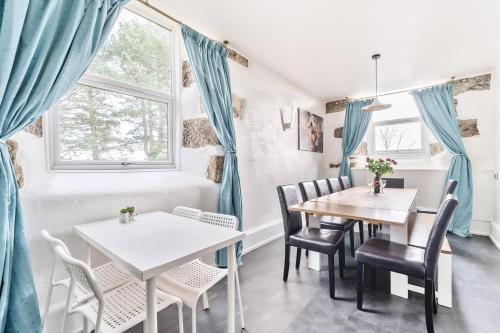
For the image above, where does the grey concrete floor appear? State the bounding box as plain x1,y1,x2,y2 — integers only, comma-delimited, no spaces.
129,233,500,333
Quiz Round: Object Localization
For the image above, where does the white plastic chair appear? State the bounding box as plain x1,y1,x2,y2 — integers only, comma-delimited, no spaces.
40,230,132,332
157,212,245,333
54,245,184,333
173,206,202,220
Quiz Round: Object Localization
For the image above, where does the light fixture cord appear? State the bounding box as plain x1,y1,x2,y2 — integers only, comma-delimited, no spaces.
375,57,378,97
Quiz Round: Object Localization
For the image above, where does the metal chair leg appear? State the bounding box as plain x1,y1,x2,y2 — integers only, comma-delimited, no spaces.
339,240,345,279
296,248,302,269
202,292,209,310
349,228,355,257
177,302,184,333
368,224,373,238
235,269,245,329
357,263,364,310
425,279,435,333
432,281,437,314
283,245,290,281
328,254,335,299
358,221,364,244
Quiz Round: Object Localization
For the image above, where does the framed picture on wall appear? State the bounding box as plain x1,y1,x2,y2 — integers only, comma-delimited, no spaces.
298,108,324,153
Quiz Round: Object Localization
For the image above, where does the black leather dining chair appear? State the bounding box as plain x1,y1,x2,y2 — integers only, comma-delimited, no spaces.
339,176,351,190
356,194,458,333
417,180,458,214
298,181,318,228
277,184,345,299
327,178,342,193
318,178,364,256
314,179,331,196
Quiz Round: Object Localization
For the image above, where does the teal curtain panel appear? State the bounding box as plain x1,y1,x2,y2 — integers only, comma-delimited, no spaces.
181,25,244,266
339,99,374,184
0,0,128,331
411,84,472,237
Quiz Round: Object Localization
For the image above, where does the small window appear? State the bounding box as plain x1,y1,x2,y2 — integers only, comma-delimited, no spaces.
49,5,177,170
366,92,430,157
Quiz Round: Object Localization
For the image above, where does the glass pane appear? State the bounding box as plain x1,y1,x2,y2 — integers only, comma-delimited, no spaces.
88,9,171,93
58,84,169,162
374,121,422,152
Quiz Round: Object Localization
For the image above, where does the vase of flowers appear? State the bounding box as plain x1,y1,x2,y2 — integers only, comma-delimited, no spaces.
366,157,397,194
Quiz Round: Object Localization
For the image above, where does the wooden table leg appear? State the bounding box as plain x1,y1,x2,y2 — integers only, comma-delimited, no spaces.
227,244,236,333
145,277,157,333
390,223,408,299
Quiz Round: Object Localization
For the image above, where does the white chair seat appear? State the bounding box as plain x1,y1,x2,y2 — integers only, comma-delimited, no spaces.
65,262,132,304
74,281,182,333
158,259,226,307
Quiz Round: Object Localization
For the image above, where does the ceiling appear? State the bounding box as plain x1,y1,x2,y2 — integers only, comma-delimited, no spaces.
151,0,500,101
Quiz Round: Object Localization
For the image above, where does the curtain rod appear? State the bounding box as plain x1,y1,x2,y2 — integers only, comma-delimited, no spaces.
138,0,182,25
349,80,452,101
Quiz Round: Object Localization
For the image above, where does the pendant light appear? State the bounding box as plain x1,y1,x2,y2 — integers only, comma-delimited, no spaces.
362,54,391,112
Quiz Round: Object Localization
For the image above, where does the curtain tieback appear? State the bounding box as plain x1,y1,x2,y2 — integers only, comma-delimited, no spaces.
223,147,237,154
452,154,464,156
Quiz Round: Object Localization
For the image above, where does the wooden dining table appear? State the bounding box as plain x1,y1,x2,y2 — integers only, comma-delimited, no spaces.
288,186,418,300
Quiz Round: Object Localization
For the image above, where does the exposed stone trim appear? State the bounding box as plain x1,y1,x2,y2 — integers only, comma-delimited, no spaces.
450,74,491,96
207,155,224,183
24,117,43,137
333,127,343,138
182,117,220,148
6,139,24,188
458,119,479,137
199,94,245,118
182,60,195,88
430,142,444,156
326,98,348,114
227,48,249,67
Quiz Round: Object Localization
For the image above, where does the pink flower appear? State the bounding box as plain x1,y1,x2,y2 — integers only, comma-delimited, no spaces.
366,157,370,162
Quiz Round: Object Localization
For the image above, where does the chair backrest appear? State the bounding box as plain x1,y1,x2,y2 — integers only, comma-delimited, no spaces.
298,181,318,201
314,179,331,196
424,194,458,279
339,176,351,190
382,177,405,189
327,178,342,193
441,179,458,202
54,245,104,304
199,212,239,230
41,229,71,256
277,185,303,244
173,206,202,220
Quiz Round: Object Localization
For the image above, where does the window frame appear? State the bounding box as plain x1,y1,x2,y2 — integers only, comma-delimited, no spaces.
48,1,181,171
368,116,429,157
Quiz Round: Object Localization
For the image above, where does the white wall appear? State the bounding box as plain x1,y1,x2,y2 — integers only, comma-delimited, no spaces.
491,65,500,247
323,72,498,236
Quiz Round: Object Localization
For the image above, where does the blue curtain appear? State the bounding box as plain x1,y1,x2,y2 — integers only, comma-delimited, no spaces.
181,25,243,266
410,84,472,237
0,0,128,331
339,99,374,183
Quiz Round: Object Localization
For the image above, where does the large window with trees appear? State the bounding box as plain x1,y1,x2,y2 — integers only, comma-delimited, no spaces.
50,4,177,170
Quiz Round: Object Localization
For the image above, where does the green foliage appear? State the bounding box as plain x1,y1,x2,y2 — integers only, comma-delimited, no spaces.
366,157,397,176
120,206,135,214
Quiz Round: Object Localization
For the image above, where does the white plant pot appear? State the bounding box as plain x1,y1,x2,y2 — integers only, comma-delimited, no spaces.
119,213,129,224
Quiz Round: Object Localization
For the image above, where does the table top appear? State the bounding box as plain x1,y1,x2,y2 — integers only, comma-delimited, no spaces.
74,211,245,280
289,186,418,226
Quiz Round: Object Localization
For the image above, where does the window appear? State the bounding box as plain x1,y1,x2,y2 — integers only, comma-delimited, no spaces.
50,4,177,170
366,92,430,156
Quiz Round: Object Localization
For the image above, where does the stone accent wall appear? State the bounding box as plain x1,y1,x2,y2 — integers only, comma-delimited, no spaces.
326,98,348,114
6,139,24,188
182,60,195,88
24,117,43,137
227,49,249,67
333,127,343,138
458,119,480,137
450,74,491,96
206,155,224,183
182,118,220,148
199,95,245,118
430,142,444,156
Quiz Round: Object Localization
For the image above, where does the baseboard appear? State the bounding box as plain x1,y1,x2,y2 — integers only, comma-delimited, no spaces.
469,220,490,236
489,222,500,250
242,219,283,255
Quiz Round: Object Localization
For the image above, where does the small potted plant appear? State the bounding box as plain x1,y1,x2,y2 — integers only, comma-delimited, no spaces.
366,157,397,194
119,208,129,223
126,206,135,222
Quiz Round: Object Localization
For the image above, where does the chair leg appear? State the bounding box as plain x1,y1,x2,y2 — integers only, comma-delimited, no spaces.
357,263,364,310
339,240,345,279
283,244,290,281
432,282,437,314
202,292,209,310
305,249,309,257
235,269,245,328
425,279,435,333
358,221,364,244
373,225,378,237
368,224,373,238
328,254,335,299
177,302,184,333
192,304,197,333
349,228,355,257
296,248,302,269
42,283,54,331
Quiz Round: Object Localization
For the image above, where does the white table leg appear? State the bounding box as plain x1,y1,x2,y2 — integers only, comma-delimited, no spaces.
307,252,328,271
227,244,236,333
438,253,452,308
84,241,91,267
145,277,157,333
390,223,408,299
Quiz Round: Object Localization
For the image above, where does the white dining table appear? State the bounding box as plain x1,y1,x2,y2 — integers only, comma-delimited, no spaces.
74,211,245,333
